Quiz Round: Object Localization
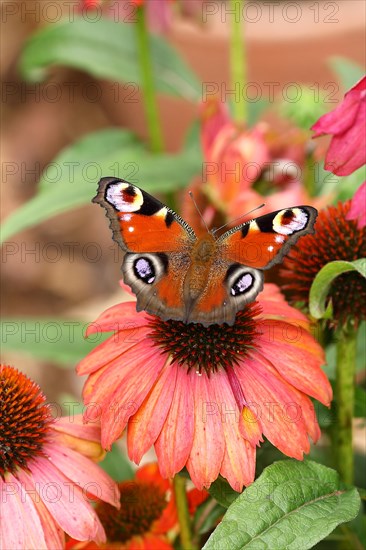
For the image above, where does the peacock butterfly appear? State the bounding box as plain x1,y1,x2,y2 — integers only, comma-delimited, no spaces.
94,177,317,326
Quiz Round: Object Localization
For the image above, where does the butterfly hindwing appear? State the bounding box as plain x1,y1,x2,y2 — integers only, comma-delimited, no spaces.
219,206,318,269
186,260,264,326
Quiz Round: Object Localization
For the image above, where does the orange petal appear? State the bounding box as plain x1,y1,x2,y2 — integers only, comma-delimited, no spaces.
237,354,311,459
155,367,194,478
239,406,264,447
215,372,256,491
128,363,177,464
258,320,332,406
186,371,225,490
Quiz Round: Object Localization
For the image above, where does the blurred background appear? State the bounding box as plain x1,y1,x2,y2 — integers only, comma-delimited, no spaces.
1,0,365,403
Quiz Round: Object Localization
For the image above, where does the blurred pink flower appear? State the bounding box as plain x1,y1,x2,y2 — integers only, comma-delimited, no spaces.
201,99,270,204
0,365,119,549
346,181,366,229
311,76,366,176
183,99,326,234
77,283,331,492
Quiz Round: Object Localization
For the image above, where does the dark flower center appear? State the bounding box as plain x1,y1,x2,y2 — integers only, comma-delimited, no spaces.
281,201,366,327
96,480,167,543
0,365,52,479
148,303,262,376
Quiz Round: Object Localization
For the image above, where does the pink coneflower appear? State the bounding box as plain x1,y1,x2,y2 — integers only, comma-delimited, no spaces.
77,283,332,492
0,365,119,549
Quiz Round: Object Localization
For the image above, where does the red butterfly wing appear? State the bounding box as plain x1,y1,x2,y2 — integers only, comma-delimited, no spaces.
93,177,195,253
219,207,317,269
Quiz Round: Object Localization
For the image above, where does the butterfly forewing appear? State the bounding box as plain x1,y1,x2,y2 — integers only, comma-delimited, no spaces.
219,206,318,269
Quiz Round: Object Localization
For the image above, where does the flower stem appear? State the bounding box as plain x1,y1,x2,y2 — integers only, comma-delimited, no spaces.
173,474,197,550
136,6,164,153
229,0,247,123
335,324,357,484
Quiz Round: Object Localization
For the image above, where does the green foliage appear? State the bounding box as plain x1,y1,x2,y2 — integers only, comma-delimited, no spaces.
280,86,328,131
203,460,361,550
19,17,200,101
329,57,365,91
0,318,108,366
309,259,366,319
0,128,202,242
208,476,240,509
99,444,134,481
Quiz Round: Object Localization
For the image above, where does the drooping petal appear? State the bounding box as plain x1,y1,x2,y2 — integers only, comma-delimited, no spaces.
77,326,149,375
237,354,311,459
52,414,100,441
128,361,177,464
43,443,120,507
288,388,321,444
186,372,225,490
258,288,310,326
85,302,148,337
155,367,194,478
257,320,332,405
51,415,104,461
0,474,48,550
28,458,106,544
239,406,264,447
215,371,256,490
100,346,167,448
16,469,65,550
83,334,155,406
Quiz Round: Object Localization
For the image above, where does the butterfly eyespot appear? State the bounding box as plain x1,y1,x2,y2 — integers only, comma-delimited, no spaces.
133,257,155,284
273,208,309,235
231,273,254,296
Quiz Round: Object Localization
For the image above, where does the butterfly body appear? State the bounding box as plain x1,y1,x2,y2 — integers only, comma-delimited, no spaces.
94,177,317,326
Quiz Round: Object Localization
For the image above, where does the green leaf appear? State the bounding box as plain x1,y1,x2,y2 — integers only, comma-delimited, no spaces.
329,57,365,91
0,318,108,366
203,460,360,550
0,128,202,242
99,444,134,481
208,476,240,509
309,259,366,319
19,17,200,101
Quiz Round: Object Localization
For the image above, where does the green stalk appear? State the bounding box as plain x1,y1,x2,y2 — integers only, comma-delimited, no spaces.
136,6,164,153
173,474,197,550
334,324,357,484
303,153,316,197
229,0,247,123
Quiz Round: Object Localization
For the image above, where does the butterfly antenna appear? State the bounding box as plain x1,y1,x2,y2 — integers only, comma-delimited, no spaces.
211,203,266,235
188,191,210,233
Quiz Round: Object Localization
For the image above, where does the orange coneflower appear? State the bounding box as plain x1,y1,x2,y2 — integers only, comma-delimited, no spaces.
77,283,332,492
